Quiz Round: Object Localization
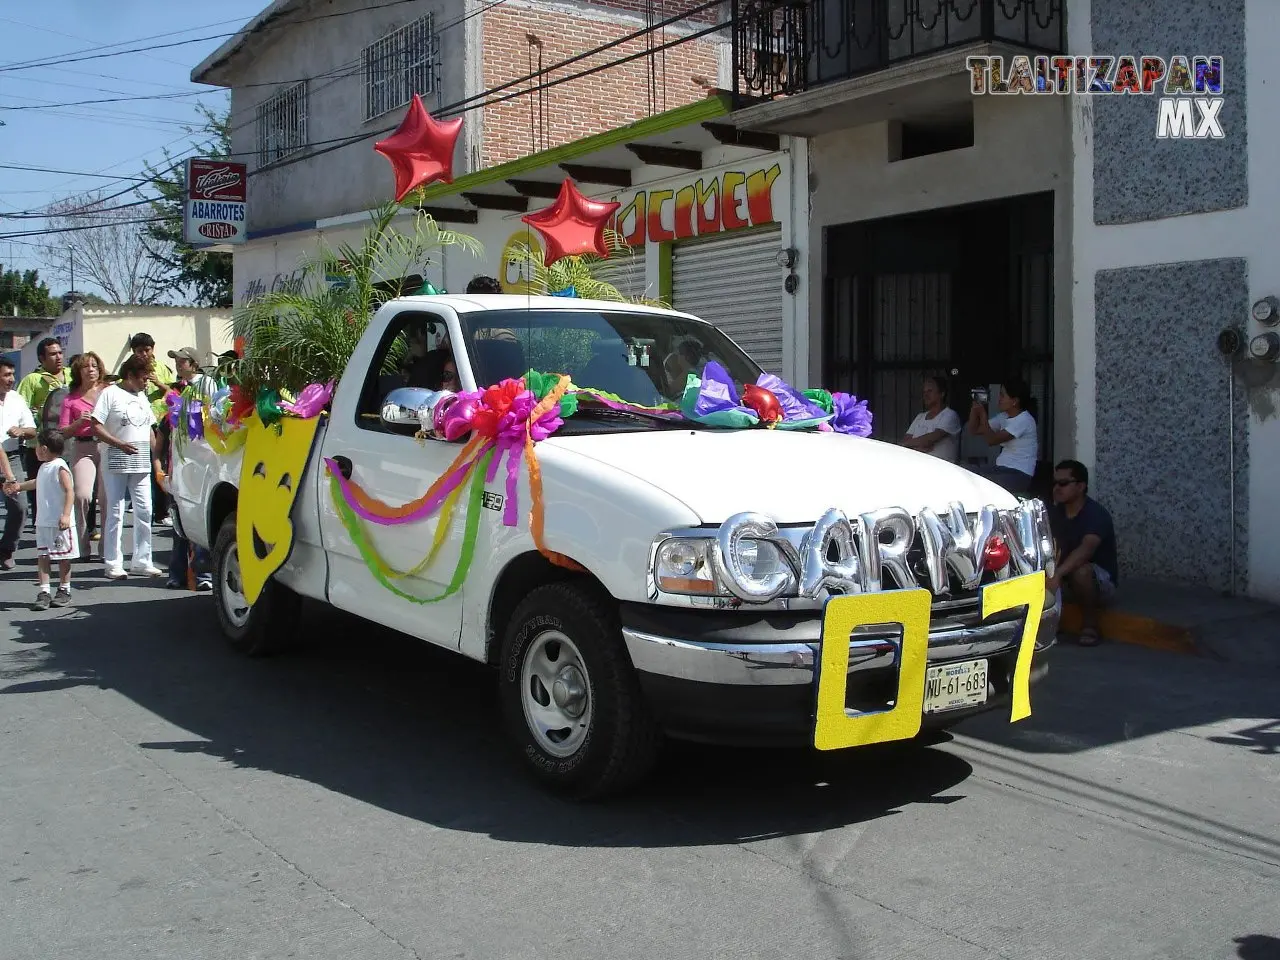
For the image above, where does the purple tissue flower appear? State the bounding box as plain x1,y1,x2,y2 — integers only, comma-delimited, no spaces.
830,392,873,437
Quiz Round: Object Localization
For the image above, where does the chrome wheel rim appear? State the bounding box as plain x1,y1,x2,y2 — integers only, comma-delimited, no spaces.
221,542,251,628
520,629,592,758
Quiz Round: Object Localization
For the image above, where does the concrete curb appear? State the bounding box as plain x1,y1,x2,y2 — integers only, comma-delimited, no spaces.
1059,603,1200,656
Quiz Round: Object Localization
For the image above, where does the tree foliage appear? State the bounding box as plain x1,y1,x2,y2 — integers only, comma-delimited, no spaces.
0,264,58,317
144,102,233,308
38,190,169,305
228,203,483,396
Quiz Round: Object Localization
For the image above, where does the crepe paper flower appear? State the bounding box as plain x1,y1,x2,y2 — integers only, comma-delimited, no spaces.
830,392,873,437
802,388,834,415
281,380,335,419
256,388,285,428
758,374,830,423
227,385,256,426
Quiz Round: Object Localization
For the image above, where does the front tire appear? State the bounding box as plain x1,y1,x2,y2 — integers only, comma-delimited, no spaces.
499,582,661,800
213,510,301,657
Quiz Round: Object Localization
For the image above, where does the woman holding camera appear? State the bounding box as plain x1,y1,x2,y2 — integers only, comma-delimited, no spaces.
967,377,1038,494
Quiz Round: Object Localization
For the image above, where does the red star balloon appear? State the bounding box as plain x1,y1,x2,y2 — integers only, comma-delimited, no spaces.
373,94,463,202
742,384,782,424
521,179,621,267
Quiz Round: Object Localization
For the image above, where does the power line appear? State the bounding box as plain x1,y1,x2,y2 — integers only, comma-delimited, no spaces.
0,91,219,110
0,0,725,239
0,0,425,74
0,217,167,240
0,163,165,183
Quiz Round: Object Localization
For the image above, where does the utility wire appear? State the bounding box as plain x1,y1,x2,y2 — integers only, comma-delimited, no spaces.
0,1,727,237
0,0,426,74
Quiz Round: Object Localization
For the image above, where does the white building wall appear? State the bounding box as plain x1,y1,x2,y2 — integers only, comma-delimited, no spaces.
1070,0,1275,598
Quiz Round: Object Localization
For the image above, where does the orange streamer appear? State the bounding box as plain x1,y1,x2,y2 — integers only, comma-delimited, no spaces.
526,376,584,571
343,435,485,518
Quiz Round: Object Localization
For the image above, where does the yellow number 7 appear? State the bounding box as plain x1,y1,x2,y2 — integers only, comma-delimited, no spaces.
812,572,1047,751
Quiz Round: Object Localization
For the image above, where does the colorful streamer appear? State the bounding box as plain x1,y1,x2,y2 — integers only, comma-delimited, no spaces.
327,448,492,604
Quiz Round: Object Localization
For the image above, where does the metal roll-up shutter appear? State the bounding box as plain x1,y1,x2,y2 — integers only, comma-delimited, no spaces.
591,252,648,301
671,226,785,373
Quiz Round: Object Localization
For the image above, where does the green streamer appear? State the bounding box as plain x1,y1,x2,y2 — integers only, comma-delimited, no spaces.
256,387,284,427
327,448,493,605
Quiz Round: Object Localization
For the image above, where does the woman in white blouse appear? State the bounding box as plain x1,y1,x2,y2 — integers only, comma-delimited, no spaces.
967,377,1039,494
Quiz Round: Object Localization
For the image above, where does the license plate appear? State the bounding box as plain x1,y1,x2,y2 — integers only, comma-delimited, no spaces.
923,658,989,714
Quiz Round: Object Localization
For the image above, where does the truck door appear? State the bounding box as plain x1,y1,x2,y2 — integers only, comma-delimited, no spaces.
316,307,468,649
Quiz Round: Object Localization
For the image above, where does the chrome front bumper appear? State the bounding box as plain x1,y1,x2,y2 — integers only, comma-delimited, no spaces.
622,595,1061,687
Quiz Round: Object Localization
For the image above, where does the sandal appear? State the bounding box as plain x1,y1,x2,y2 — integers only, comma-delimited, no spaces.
1078,627,1101,647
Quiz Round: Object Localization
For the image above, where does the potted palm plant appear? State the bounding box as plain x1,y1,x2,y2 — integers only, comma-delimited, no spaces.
227,202,483,398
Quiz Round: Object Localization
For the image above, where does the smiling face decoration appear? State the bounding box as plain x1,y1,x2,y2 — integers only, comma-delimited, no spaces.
236,413,323,605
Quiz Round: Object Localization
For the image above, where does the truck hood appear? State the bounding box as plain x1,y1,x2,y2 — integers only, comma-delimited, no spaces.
543,428,1020,525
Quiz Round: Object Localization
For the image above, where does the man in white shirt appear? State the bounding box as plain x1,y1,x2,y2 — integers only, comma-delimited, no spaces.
0,357,37,570
967,378,1039,494
91,354,163,579
902,375,962,462
167,347,218,399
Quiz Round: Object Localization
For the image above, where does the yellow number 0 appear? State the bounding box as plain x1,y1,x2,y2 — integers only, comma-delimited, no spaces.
813,572,1046,751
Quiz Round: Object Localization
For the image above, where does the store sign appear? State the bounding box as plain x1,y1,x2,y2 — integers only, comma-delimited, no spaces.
610,160,784,247
240,268,306,305
183,158,248,246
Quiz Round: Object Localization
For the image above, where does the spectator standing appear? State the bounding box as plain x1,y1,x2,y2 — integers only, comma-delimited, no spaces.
0,357,37,570
17,337,67,518
167,347,217,399
58,353,108,560
901,375,963,461
1047,459,1119,647
120,333,175,527
966,378,1039,494
92,355,163,579
153,399,212,591
3,428,77,609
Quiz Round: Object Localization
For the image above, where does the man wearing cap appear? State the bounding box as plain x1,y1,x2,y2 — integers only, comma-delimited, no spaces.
169,347,217,400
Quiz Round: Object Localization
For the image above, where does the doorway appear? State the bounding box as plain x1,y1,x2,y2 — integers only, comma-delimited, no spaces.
822,192,1054,469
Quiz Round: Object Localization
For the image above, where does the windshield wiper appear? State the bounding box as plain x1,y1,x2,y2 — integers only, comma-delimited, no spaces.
570,405,687,427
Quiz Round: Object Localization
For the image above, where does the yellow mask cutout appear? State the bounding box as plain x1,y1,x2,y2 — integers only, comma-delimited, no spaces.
236,413,322,605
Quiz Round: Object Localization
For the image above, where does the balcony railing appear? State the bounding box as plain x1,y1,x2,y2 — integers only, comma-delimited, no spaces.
733,0,1064,103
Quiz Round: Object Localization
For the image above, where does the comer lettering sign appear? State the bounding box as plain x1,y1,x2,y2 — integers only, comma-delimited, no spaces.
183,158,248,246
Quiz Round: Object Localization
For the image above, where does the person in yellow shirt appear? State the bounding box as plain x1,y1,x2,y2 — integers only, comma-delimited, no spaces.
118,332,176,528
17,337,69,519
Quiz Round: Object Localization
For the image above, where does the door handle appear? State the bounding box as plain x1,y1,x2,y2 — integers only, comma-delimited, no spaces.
331,455,353,480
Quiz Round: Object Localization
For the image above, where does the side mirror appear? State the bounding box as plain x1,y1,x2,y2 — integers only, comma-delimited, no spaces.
380,387,436,428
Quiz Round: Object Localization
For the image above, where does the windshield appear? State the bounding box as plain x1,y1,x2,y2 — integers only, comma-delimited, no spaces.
456,308,764,409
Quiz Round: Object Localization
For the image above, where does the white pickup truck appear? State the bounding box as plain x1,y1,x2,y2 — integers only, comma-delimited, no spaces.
173,295,1059,798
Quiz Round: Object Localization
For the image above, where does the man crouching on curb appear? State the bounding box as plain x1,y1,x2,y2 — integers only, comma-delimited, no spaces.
1047,459,1119,647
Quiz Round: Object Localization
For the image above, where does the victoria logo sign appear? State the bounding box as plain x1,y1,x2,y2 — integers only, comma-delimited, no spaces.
183,157,248,246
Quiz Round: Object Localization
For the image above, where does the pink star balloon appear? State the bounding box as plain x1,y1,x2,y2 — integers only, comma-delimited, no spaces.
521,179,621,267
373,94,463,202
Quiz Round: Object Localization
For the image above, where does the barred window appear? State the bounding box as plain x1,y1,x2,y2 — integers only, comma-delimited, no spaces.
363,14,438,121
256,81,309,168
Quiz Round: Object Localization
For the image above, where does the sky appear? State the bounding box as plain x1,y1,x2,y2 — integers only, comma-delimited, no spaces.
0,0,267,298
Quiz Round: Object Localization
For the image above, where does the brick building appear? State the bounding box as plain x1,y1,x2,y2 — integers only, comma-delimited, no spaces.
479,0,721,166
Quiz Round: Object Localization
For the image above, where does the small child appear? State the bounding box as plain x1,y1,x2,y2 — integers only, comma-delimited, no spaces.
2,428,78,609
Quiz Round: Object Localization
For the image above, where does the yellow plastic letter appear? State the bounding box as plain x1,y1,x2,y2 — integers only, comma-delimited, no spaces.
813,589,932,750
979,571,1046,723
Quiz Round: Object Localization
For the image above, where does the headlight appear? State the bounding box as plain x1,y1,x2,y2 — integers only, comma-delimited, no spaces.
713,512,796,602
653,538,718,595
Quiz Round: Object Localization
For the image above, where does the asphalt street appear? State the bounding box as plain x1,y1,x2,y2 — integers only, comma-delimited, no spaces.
1,522,1277,960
